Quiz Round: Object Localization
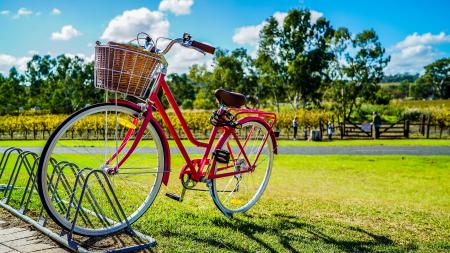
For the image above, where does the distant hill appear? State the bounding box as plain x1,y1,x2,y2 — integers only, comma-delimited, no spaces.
382,73,419,83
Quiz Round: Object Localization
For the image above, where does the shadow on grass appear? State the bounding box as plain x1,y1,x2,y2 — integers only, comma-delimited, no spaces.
186,212,400,252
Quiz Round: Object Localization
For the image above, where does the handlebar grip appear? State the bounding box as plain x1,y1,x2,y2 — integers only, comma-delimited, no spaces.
191,40,216,54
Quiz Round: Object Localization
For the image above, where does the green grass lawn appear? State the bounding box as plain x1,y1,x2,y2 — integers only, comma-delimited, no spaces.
0,138,449,148
138,155,450,252
0,151,449,252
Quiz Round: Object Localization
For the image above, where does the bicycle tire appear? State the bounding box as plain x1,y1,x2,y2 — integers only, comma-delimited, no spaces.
209,117,274,216
37,103,167,236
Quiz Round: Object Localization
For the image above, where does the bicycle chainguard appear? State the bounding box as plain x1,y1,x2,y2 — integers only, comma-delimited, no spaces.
213,149,230,164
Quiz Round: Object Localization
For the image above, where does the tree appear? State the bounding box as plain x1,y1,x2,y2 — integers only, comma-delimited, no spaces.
325,27,351,119
189,48,259,109
422,58,450,99
257,9,335,110
255,16,286,112
382,73,419,83
166,73,196,106
410,77,434,99
331,29,390,120
0,68,26,114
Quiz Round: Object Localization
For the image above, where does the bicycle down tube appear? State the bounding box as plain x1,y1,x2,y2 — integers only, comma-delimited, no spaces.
104,73,272,183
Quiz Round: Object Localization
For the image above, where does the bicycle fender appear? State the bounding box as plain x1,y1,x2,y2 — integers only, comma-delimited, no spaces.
236,116,278,155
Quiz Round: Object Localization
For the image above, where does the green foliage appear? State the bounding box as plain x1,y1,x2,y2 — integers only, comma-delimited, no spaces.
0,8,446,126
382,72,419,83
0,55,102,115
374,89,391,105
166,73,196,105
181,99,193,109
381,80,410,99
422,57,450,99
257,9,335,110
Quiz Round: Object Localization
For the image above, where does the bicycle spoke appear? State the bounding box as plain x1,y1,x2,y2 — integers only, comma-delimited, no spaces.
39,104,165,236
212,120,273,214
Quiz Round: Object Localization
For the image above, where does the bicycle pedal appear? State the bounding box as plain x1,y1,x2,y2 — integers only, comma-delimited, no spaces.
165,192,183,202
213,149,230,163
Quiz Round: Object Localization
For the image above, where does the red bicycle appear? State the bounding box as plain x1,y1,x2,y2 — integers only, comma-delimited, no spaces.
37,33,277,236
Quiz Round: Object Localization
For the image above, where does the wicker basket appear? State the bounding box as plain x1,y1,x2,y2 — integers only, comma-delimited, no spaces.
94,42,163,98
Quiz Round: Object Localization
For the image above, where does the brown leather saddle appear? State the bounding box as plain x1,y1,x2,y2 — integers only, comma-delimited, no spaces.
214,89,246,107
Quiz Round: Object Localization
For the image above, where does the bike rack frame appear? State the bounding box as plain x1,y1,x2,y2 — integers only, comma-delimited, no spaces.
0,147,157,252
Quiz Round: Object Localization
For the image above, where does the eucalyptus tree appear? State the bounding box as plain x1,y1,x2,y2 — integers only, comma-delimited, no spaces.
257,9,335,110
326,28,390,120
421,58,450,99
342,29,390,119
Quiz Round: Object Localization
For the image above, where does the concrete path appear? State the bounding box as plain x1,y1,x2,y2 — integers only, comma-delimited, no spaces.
2,145,450,156
0,220,67,253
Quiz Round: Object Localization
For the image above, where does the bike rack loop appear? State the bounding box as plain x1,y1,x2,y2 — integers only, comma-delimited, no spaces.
0,147,157,253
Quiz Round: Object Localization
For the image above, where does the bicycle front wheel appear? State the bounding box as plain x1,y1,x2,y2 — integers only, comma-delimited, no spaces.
37,103,166,236
210,118,274,216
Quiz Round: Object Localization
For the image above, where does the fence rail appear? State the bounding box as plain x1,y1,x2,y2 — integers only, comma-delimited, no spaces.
0,121,448,141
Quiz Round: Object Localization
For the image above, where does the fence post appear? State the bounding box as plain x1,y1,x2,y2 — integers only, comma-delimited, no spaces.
421,115,425,135
426,115,431,139
404,120,410,138
371,124,374,139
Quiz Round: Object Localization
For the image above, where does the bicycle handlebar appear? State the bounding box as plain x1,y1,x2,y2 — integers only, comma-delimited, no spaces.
191,40,215,54
159,33,216,56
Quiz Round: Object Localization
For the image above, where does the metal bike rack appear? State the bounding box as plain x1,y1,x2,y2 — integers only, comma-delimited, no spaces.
0,147,156,252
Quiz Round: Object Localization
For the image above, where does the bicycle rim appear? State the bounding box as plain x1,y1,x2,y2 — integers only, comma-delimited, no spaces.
211,119,273,214
37,103,165,236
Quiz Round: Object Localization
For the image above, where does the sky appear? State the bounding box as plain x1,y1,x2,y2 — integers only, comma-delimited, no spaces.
0,0,449,75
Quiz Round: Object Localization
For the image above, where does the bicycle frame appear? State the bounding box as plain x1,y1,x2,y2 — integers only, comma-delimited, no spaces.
107,73,277,185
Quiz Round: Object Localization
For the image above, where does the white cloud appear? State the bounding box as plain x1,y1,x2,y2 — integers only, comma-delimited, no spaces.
1,10,10,16
51,25,82,41
64,53,95,62
309,10,323,23
51,8,61,15
0,54,31,74
232,23,265,46
101,8,169,42
385,32,450,74
101,6,209,73
13,7,33,19
165,43,213,73
159,0,193,16
395,32,450,49
233,10,323,46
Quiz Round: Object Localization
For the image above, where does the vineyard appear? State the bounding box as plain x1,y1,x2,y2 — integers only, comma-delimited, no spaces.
0,105,448,140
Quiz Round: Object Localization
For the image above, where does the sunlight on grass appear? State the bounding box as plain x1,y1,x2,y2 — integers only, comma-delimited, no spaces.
0,152,449,252
0,138,449,148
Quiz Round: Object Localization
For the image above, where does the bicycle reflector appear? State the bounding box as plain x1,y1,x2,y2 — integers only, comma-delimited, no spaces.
213,149,230,164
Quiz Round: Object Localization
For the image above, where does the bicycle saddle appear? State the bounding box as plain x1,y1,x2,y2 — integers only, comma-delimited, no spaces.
214,89,246,107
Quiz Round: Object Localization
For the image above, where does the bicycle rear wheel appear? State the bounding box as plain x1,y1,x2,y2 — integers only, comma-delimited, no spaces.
37,103,166,236
209,118,273,216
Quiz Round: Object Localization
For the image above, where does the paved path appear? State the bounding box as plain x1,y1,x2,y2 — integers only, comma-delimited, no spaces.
2,145,450,156
278,146,450,155
0,220,67,253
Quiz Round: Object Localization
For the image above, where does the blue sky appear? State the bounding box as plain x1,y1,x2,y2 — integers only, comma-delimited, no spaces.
1,0,449,75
